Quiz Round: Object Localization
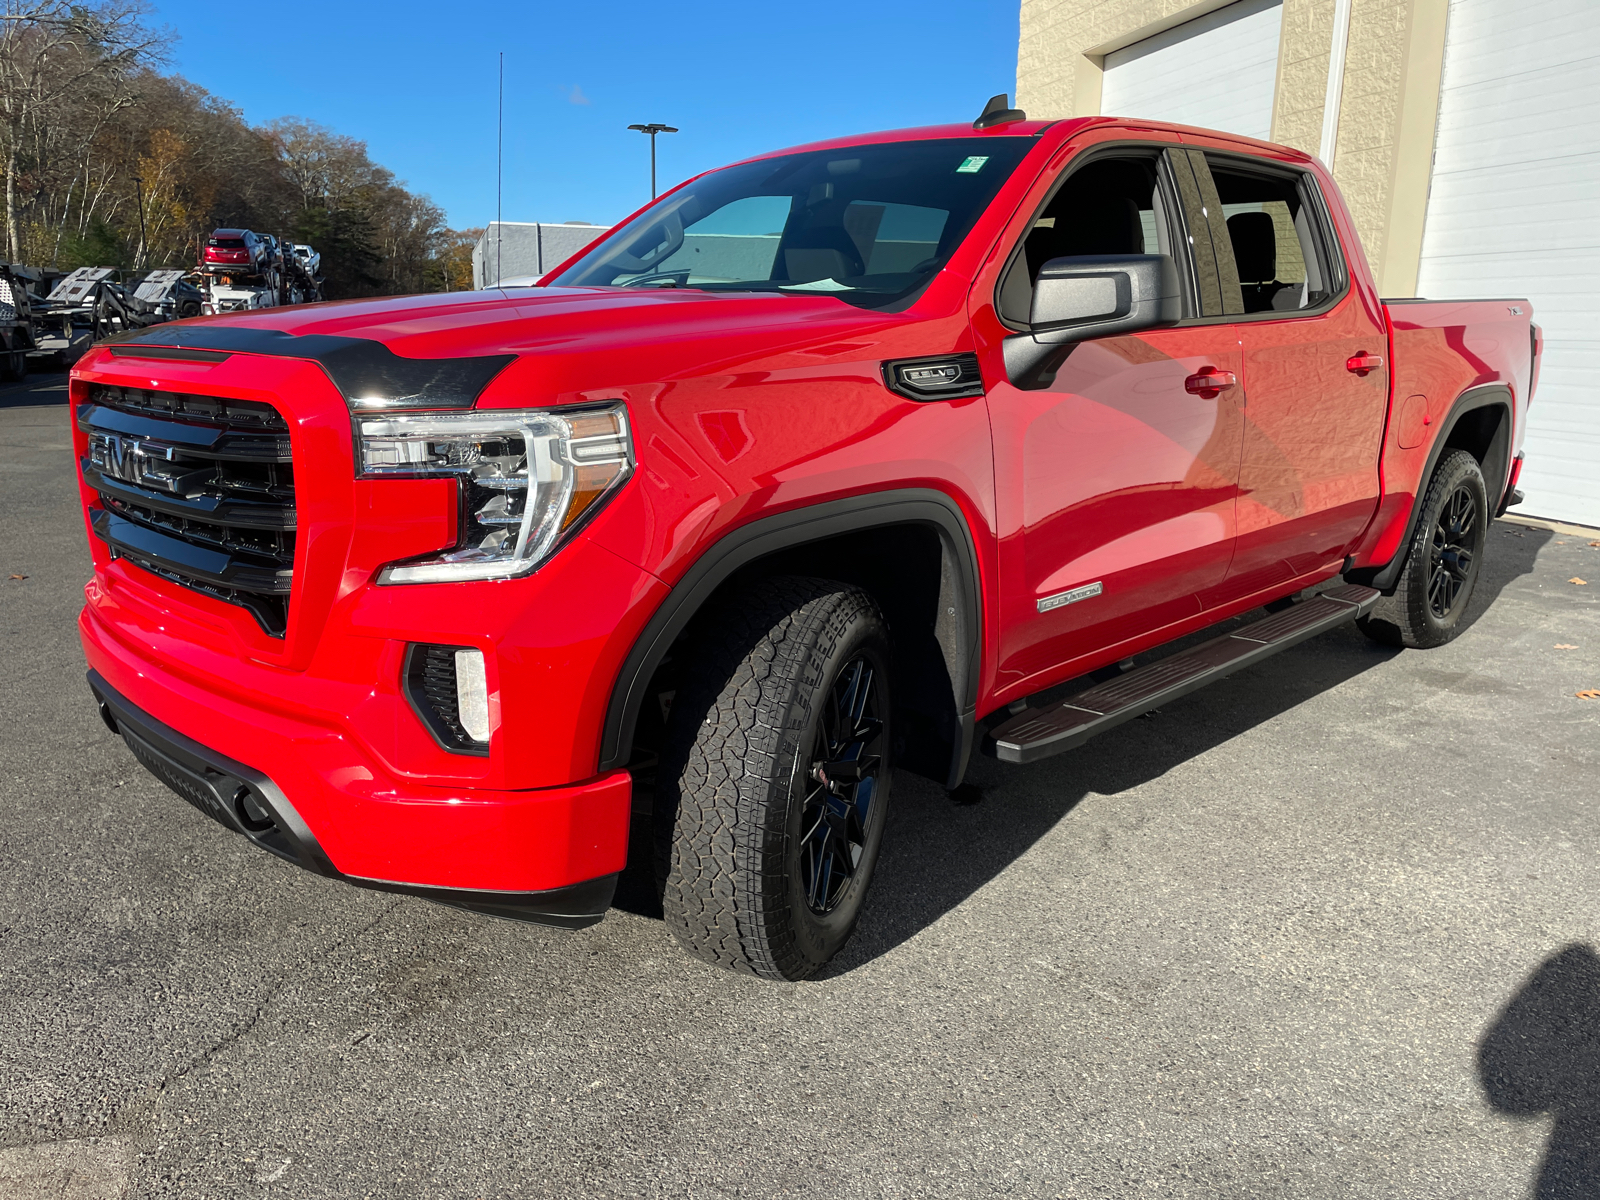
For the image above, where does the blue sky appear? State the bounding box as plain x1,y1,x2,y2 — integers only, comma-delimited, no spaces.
146,0,1022,231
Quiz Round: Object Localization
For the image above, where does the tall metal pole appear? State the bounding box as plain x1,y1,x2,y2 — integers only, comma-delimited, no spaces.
496,52,503,286
627,124,678,201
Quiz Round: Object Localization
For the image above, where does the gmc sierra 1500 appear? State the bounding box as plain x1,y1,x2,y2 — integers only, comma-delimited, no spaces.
74,99,1538,979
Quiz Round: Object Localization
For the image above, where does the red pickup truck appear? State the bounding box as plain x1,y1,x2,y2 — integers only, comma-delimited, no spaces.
73,100,1539,980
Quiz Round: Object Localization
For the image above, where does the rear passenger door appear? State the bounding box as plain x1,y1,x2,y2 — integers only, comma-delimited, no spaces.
1191,152,1390,597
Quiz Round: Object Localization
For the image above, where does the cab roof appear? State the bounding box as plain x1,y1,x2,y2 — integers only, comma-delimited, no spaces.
734,118,1074,164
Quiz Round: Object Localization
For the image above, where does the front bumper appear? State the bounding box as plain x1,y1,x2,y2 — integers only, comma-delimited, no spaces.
86,662,630,929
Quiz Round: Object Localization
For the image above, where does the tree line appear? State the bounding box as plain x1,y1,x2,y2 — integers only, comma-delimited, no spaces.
1,0,478,297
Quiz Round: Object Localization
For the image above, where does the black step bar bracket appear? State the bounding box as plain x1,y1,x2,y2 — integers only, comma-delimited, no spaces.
986,584,1380,764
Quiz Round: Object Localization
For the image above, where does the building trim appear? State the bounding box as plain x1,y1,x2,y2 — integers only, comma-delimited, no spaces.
1376,0,1450,297
1318,0,1353,167
1086,0,1261,57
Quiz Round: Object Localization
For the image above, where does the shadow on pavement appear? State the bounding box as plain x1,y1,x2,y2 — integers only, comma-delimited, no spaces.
1480,944,1600,1200
835,520,1547,970
1465,519,1553,630
0,371,71,410
604,514,1552,968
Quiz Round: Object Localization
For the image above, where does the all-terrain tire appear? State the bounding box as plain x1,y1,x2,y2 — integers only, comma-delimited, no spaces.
1358,448,1488,648
655,575,892,981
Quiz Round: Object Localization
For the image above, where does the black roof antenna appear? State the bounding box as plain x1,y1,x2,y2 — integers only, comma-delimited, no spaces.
974,93,1027,130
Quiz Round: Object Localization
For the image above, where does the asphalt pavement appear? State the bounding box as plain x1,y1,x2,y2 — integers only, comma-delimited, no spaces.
2,369,1598,1199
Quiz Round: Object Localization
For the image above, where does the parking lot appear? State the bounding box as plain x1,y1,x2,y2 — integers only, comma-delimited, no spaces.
2,370,1598,1199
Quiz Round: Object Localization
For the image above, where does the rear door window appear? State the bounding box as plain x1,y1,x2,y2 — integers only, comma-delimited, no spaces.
1200,156,1344,315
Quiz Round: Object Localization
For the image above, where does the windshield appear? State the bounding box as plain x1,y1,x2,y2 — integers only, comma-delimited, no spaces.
548,137,1036,309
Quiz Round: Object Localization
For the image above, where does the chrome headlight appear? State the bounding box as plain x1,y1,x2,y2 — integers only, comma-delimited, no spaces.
359,404,632,584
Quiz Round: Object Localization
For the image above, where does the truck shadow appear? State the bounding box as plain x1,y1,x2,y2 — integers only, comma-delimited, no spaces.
612,521,1549,967
0,371,71,409
1479,944,1600,1199
827,519,1548,973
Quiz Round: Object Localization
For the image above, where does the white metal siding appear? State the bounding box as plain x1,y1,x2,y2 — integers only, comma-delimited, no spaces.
1100,0,1284,142
1416,0,1600,527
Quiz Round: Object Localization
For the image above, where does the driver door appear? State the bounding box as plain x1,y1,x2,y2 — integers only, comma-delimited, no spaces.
982,149,1246,697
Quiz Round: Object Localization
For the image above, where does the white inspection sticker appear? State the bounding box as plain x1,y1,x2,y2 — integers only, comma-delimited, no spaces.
956,156,989,174
1037,581,1104,613
779,277,854,291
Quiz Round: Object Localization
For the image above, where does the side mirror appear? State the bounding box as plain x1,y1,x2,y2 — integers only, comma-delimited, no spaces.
1003,254,1182,387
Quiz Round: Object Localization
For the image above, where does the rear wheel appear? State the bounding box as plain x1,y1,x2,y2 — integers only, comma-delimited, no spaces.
1359,449,1488,648
656,576,892,980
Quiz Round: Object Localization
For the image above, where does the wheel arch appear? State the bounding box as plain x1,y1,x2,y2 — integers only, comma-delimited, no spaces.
1358,383,1512,593
599,488,983,789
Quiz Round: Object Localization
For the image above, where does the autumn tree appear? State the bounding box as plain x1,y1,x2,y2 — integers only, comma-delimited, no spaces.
0,0,166,261
2,4,467,297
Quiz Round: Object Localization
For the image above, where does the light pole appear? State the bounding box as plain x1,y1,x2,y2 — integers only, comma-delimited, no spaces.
132,175,148,268
626,123,678,199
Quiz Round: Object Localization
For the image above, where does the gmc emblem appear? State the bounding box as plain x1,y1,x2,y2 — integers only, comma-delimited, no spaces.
90,432,149,485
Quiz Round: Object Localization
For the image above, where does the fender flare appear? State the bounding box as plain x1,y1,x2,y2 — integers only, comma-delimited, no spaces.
1363,383,1513,592
598,488,984,785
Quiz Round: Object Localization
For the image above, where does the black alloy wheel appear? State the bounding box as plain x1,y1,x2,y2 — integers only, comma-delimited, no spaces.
1357,448,1489,649
657,576,894,980
798,656,884,915
1428,483,1480,619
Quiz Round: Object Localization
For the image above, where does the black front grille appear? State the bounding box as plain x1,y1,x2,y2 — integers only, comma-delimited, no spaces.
79,384,296,635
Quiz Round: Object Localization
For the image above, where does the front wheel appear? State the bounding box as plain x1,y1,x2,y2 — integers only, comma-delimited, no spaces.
656,576,892,980
1359,448,1488,648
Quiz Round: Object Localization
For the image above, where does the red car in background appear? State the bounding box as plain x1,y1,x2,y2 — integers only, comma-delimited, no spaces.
73,101,1539,982
202,229,272,273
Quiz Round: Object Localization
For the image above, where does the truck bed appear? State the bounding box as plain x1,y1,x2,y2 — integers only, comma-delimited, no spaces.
1352,298,1535,572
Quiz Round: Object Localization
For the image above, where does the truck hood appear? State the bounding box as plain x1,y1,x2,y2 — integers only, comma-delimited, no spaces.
103,286,922,410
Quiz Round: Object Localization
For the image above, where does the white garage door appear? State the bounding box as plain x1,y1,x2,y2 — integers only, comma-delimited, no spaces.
1100,0,1283,141
1416,0,1600,527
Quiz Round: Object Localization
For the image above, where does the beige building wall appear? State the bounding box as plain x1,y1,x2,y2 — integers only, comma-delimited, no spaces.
1268,0,1337,153
1016,0,1449,296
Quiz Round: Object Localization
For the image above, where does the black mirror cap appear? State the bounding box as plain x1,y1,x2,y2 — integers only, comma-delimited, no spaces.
1003,254,1182,388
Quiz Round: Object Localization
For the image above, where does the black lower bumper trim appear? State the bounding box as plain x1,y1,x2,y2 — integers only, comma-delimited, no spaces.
345,872,619,930
91,669,335,876
87,670,618,929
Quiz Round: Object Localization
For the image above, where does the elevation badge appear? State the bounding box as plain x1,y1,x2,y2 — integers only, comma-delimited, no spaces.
1038,581,1104,614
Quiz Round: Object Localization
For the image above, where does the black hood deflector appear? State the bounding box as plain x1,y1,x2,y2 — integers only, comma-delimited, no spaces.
104,324,515,410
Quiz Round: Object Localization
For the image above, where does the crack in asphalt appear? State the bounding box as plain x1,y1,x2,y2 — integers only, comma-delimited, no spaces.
131,898,404,1117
